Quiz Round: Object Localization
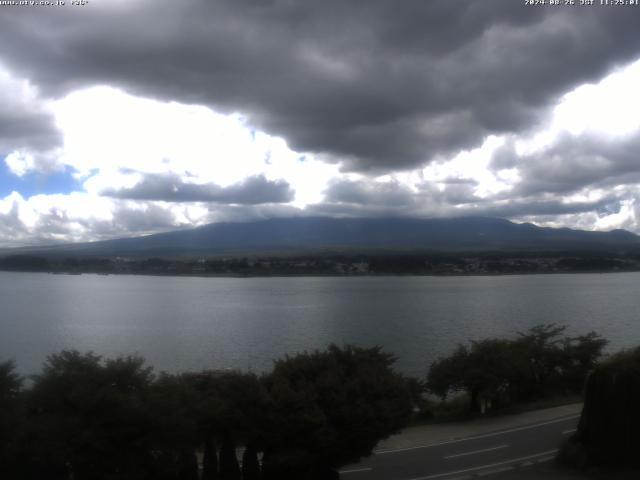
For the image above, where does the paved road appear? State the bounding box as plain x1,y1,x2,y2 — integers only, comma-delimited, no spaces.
339,414,579,480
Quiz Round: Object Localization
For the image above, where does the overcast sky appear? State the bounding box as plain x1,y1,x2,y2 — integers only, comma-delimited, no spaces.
1,0,640,246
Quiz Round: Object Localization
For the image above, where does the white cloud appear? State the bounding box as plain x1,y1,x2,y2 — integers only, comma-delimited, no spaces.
4,151,35,177
514,57,640,158
0,190,216,246
0,85,346,244
553,58,640,139
49,86,342,208
5,52,640,245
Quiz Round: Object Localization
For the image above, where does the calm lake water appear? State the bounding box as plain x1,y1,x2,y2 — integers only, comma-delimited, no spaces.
1,271,639,377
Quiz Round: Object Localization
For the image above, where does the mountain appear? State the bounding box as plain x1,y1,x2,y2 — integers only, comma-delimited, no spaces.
4,216,640,258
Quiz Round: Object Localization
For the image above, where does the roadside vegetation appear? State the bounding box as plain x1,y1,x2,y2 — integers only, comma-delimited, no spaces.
0,325,620,479
558,346,640,470
425,324,606,418
0,346,413,480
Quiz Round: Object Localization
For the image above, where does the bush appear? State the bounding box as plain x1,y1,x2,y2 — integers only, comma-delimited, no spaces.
569,347,640,467
1,345,413,480
426,325,607,415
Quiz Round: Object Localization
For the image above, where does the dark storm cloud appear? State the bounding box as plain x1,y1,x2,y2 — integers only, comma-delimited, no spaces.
0,106,60,156
0,74,61,161
316,173,626,220
491,132,640,197
467,196,625,219
324,179,416,207
107,203,181,235
313,189,625,222
1,1,640,173
322,178,481,213
203,203,304,224
102,173,294,205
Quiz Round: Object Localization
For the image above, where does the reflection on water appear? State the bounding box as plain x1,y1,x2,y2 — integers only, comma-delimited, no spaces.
1,271,639,376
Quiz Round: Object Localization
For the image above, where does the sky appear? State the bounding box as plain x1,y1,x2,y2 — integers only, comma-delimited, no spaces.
1,0,640,246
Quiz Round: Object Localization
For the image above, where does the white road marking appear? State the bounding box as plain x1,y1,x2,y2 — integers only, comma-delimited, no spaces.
405,449,558,480
339,467,373,474
444,444,508,460
562,428,577,435
376,414,579,455
476,465,514,476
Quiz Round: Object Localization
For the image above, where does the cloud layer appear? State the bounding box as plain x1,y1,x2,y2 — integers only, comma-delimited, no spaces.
1,0,640,245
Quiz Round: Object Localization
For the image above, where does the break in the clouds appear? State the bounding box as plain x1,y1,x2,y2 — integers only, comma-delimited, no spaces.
1,0,640,245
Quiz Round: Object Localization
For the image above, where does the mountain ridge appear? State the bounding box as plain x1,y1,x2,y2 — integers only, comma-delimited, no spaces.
3,216,640,258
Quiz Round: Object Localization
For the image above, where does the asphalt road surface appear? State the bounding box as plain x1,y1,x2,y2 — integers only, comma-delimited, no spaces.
339,414,579,480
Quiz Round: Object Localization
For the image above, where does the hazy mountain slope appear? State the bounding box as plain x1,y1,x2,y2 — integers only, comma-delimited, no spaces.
4,216,640,258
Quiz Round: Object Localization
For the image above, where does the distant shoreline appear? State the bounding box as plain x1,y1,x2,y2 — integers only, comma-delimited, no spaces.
3,251,640,278
1,268,638,279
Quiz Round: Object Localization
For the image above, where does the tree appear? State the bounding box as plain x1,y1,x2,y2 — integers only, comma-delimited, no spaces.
241,443,261,480
426,345,468,401
560,347,640,468
177,369,269,479
148,372,201,477
513,324,568,399
0,360,21,399
177,450,199,480
426,325,606,414
218,431,241,480
463,339,517,412
191,370,268,447
561,332,608,393
427,340,517,413
0,360,24,479
27,351,155,480
261,345,412,479
202,436,219,480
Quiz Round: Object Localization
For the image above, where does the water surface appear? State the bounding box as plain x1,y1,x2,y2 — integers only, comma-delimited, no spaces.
1,271,639,377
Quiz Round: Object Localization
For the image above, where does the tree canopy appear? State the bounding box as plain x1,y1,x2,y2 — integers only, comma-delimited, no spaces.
563,346,640,468
0,328,611,479
426,324,607,414
0,345,412,480
261,345,413,477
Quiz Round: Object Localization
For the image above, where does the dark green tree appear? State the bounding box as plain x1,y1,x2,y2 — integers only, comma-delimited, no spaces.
561,347,640,467
427,325,605,414
202,436,219,480
0,360,21,398
261,345,412,479
148,372,201,477
427,340,517,413
561,332,608,393
513,324,568,399
242,443,261,480
463,339,517,412
27,351,155,480
177,449,199,480
426,345,467,401
178,369,268,479
219,431,241,480
0,360,24,479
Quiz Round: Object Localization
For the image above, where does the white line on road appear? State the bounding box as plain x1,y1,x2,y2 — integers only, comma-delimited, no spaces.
562,428,577,435
339,467,373,474
444,444,508,459
376,415,579,455
405,449,558,480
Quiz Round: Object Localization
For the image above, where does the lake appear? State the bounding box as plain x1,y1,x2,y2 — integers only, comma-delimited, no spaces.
1,271,639,377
